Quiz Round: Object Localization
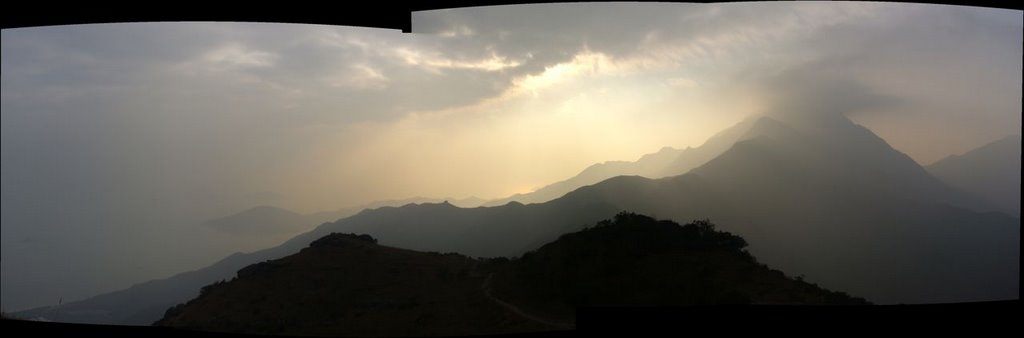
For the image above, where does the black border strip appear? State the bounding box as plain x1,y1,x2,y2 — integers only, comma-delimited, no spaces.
2,1,1021,31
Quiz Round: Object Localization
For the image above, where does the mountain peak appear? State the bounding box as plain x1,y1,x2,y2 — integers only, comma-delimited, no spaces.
761,110,860,134
747,114,788,130
694,110,992,212
308,233,379,248
734,115,797,142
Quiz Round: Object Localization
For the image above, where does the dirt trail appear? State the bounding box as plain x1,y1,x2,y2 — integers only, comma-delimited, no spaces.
481,273,573,330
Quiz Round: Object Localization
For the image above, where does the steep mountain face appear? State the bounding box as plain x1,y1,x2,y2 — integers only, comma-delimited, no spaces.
696,113,994,211
156,214,865,336
482,115,762,206
927,135,1021,216
657,114,767,176
584,114,1019,304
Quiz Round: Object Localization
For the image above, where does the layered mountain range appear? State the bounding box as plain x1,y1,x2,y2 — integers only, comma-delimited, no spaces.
17,112,1018,325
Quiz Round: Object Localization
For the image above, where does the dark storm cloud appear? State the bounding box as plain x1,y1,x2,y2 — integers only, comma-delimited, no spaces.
750,60,905,119
413,3,711,77
412,3,880,77
413,3,1019,135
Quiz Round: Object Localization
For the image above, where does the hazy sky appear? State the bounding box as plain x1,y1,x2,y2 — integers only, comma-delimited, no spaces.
2,3,1021,311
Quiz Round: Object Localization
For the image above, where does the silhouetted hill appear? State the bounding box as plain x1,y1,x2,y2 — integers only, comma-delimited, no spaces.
489,213,868,323
927,135,1021,216
155,233,551,336
155,214,865,336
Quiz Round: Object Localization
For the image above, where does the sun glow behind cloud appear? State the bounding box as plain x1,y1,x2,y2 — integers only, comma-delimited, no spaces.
395,47,522,73
5,4,1017,215
278,48,734,211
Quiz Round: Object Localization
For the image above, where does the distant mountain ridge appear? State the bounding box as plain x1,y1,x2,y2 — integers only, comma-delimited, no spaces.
927,135,1021,216
204,206,314,236
204,197,489,242
481,115,763,206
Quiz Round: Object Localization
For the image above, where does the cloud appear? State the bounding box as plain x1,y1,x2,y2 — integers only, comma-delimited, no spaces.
745,59,904,119
403,2,889,120
333,63,390,90
392,45,522,73
196,43,279,70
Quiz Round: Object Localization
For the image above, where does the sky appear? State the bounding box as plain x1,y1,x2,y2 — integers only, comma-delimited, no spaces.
2,2,1021,311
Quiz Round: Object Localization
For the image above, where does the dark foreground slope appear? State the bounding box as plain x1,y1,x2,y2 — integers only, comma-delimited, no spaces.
156,213,865,336
155,234,551,336
488,212,868,325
